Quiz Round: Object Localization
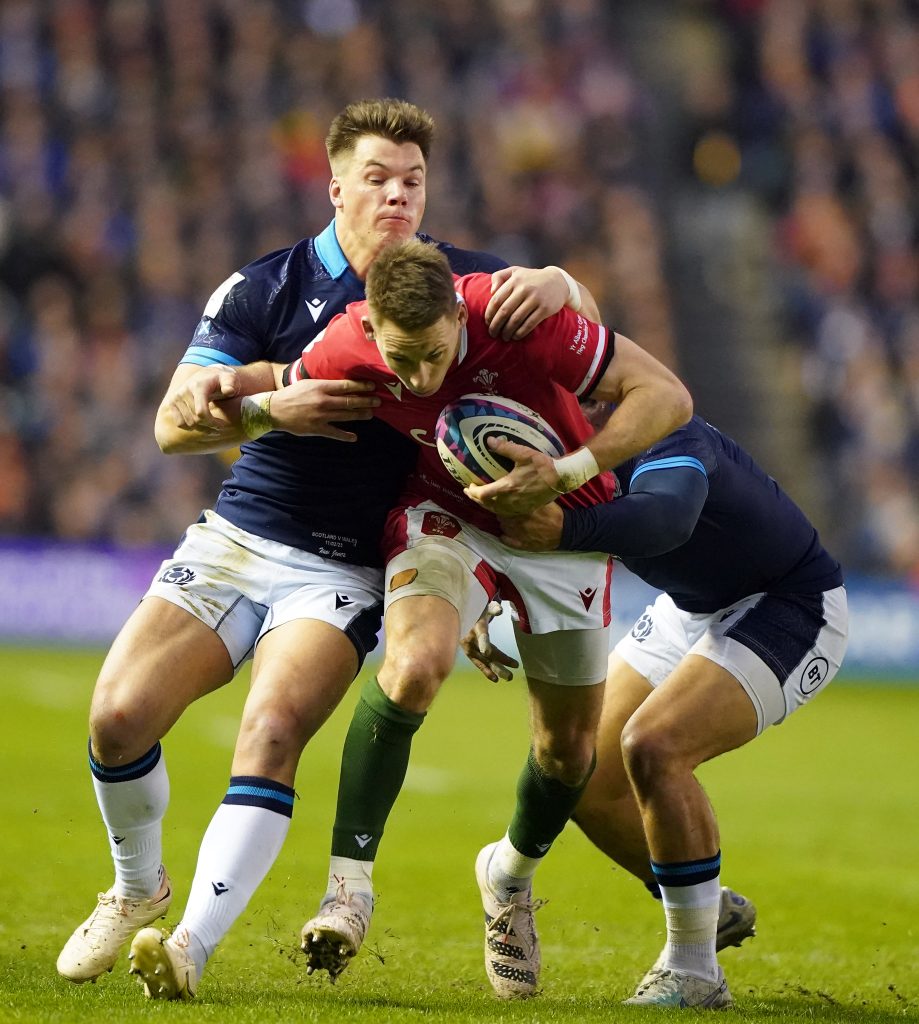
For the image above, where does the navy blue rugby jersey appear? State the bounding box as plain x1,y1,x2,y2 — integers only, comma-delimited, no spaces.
562,416,843,612
180,220,507,565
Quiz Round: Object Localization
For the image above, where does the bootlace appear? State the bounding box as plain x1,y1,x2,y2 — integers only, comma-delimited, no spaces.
487,895,546,952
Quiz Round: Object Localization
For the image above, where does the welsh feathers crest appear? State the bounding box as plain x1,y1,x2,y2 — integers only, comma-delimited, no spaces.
472,368,499,393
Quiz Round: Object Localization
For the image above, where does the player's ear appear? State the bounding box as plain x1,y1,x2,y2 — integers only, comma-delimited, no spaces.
456,299,469,326
360,315,375,342
329,178,343,208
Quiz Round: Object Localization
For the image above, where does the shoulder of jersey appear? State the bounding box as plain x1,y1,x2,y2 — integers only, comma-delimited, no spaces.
455,272,494,316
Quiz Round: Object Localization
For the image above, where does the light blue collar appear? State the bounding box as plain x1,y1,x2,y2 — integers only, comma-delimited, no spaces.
314,220,350,279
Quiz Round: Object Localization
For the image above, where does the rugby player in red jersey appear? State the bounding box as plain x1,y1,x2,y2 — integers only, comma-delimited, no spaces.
264,237,692,996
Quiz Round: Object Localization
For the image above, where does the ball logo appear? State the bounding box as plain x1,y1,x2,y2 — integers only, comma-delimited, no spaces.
435,393,564,489
800,657,829,694
158,566,196,585
631,612,654,642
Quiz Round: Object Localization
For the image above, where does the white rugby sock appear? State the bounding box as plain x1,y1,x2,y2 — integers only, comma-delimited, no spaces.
90,742,169,898
488,833,543,901
660,877,721,981
326,856,374,902
177,778,294,974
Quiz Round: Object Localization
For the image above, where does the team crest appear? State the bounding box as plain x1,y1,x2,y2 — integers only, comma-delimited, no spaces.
421,511,462,538
472,368,499,394
158,566,196,585
631,611,653,642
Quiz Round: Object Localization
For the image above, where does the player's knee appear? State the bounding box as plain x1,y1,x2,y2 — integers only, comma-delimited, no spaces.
89,702,153,766
379,645,452,711
532,734,595,787
620,718,682,793
234,705,305,776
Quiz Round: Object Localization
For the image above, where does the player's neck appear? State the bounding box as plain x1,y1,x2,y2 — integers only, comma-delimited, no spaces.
335,219,405,282
336,219,374,278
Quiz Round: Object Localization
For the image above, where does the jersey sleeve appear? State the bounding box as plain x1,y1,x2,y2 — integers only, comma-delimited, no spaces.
559,419,714,556
181,249,290,368
529,305,615,397
560,466,708,556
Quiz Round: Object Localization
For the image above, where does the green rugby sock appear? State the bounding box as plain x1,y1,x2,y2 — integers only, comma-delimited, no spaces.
330,675,425,861
507,748,596,858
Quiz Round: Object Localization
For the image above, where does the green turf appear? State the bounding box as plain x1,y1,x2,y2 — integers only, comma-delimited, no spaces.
1,647,917,1023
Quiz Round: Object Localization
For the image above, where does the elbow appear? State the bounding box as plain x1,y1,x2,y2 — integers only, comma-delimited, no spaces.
664,516,696,551
671,381,693,430
154,418,182,454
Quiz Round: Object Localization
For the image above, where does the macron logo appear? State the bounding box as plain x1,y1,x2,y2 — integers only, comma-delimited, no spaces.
111,835,125,846
305,298,327,323
383,380,402,401
354,834,373,849
579,587,597,611
535,842,551,853
335,593,354,610
212,881,229,896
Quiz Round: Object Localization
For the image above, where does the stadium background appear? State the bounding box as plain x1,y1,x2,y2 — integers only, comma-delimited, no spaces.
1,0,918,670
1,3,918,1020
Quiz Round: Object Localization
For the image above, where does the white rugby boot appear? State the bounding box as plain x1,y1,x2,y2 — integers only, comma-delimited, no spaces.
56,873,172,982
636,886,755,993
474,842,545,999
624,965,733,1009
716,887,756,949
300,878,373,981
128,926,198,1000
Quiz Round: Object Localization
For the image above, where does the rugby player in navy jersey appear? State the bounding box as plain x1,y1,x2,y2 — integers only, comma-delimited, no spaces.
56,98,592,1002
482,411,848,1008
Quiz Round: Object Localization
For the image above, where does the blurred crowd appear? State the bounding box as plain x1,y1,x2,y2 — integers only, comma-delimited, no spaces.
715,0,919,579
0,0,916,581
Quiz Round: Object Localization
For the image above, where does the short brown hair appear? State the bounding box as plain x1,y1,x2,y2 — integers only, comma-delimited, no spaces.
366,239,456,332
326,99,435,166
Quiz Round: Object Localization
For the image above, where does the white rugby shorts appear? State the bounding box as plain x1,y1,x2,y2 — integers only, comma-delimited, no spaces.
143,510,384,669
383,501,612,686
615,586,848,732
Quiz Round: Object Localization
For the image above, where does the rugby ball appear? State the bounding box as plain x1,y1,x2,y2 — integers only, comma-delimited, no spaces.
435,393,564,488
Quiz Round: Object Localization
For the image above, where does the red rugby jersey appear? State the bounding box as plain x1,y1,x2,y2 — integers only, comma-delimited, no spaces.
291,273,616,534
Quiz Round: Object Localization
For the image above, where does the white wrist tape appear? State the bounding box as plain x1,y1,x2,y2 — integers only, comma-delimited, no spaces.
240,391,274,440
552,446,600,493
550,265,582,312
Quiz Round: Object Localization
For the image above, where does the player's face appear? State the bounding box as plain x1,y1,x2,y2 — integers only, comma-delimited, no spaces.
364,303,466,398
330,136,427,258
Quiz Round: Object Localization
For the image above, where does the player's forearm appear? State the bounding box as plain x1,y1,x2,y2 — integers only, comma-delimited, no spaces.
155,397,249,453
584,383,691,472
154,360,281,454
583,333,692,473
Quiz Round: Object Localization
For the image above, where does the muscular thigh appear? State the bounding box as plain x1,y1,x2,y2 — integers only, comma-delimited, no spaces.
593,654,653,793
233,618,362,780
630,654,759,767
92,597,234,760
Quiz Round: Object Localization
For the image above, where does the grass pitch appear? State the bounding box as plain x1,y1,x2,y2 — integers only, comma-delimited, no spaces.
1,646,917,1023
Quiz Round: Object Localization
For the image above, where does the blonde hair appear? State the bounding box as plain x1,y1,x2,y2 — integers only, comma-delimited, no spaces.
326,99,435,166
366,239,456,332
